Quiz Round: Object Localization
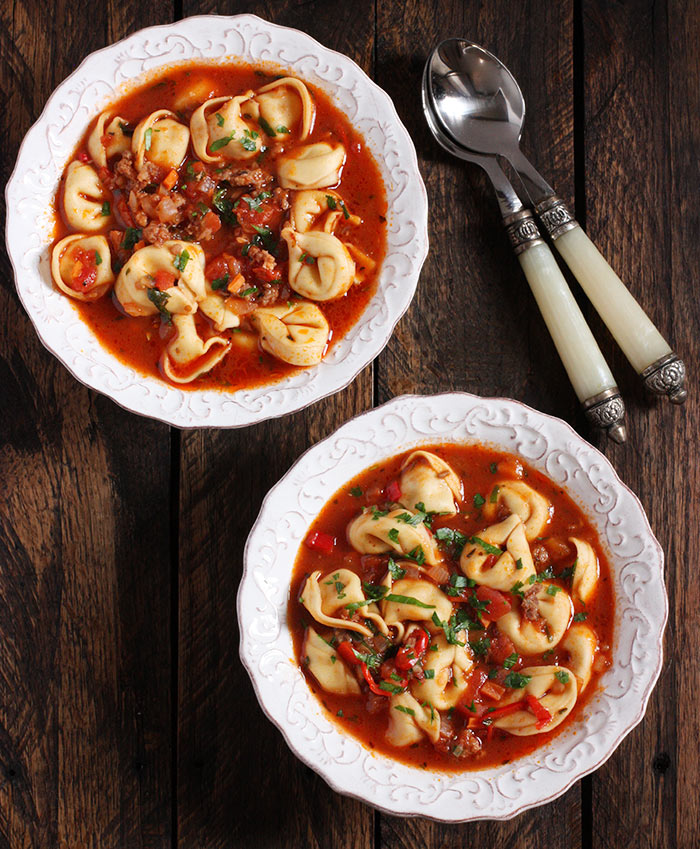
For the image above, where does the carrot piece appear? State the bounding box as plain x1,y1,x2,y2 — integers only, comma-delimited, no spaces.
480,680,506,701
161,169,179,190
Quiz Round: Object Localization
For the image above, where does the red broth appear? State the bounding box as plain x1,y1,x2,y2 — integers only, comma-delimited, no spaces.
289,444,614,772
52,62,387,390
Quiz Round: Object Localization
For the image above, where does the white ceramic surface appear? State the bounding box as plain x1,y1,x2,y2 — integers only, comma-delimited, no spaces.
239,392,667,821
5,15,428,428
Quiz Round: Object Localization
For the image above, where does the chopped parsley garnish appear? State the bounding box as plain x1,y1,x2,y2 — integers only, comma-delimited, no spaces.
362,582,388,601
545,584,562,596
384,593,435,609
349,486,363,497
211,274,230,291
542,649,555,661
487,667,499,679
387,558,405,581
503,652,519,669
276,125,290,134
404,546,426,565
379,681,404,695
144,127,152,151
243,191,272,211
489,485,500,504
239,287,259,298
387,527,400,543
473,493,486,509
504,671,531,689
212,188,238,227
469,637,491,658
573,612,588,622
510,580,525,599
489,462,498,473
468,536,502,556
173,250,190,272
251,224,277,255
340,200,350,220
555,670,570,684
559,560,577,580
424,669,435,679
121,227,142,250
257,116,276,136
94,252,102,266
435,527,468,556
527,566,555,585
330,655,336,664
101,201,110,216
299,251,316,264
396,510,427,527
431,612,466,646
215,112,225,127
337,709,344,717
241,129,259,151
210,132,236,152
326,194,337,209
394,705,415,716
147,287,171,323
370,507,389,521
515,558,524,570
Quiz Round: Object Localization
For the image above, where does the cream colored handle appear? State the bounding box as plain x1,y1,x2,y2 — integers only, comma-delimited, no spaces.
518,243,617,402
554,225,672,373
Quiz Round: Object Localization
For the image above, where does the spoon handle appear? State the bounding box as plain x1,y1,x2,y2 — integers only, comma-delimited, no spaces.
535,196,687,404
504,211,627,443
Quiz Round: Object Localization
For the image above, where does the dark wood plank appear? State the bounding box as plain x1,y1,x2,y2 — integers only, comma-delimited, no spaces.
175,4,376,848
0,1,174,846
581,2,700,848
374,0,582,845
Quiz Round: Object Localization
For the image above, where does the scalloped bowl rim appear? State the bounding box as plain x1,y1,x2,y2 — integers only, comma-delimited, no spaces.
238,391,667,821
5,14,428,428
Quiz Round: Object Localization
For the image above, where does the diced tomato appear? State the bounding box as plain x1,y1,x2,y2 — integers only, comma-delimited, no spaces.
480,680,506,701
116,197,134,228
252,265,278,282
154,269,176,291
456,669,488,716
475,586,511,620
525,694,552,729
191,161,205,174
384,480,401,502
487,630,517,665
67,248,98,292
202,210,222,234
304,531,335,554
77,150,90,163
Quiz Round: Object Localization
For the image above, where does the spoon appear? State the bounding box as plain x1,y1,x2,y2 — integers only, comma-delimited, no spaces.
425,37,687,404
422,68,627,443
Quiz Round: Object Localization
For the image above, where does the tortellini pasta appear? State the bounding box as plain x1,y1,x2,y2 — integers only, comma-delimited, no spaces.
497,583,573,654
381,578,453,641
303,627,360,696
569,537,599,603
560,624,597,691
410,633,472,710
51,234,115,301
62,161,112,232
277,141,346,190
160,314,230,385
254,77,315,139
483,481,552,541
87,113,131,168
386,692,440,747
460,514,536,590
300,569,387,638
492,665,578,736
398,450,462,516
190,94,262,163
132,110,190,170
289,190,359,234
249,301,330,366
114,241,205,318
346,507,441,565
283,227,355,302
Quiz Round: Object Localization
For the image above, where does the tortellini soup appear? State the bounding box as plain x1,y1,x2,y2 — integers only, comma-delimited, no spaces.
51,63,386,388
290,444,614,771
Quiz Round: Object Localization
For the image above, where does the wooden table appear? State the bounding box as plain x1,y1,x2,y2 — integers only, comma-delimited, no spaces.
1,1,697,846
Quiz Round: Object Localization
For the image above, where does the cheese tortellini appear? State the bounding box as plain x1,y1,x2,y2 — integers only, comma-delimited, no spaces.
290,190,360,234
63,161,112,232
492,666,578,736
300,569,387,638
398,450,462,516
483,481,551,541
160,314,230,384
114,241,205,318
254,77,315,139
249,301,329,366
132,110,190,170
87,112,130,168
346,507,441,565
411,633,473,710
303,627,360,696
51,234,115,301
381,579,453,641
569,537,599,603
190,94,262,163
277,141,346,190
460,514,536,590
497,583,573,654
386,692,440,746
560,624,597,691
283,227,355,301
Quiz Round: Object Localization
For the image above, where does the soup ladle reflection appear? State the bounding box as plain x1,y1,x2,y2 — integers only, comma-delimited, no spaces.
425,37,686,404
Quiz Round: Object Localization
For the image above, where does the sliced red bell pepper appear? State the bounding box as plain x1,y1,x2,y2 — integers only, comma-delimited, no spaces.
395,628,429,672
483,700,527,722
337,641,392,697
384,479,401,502
304,531,335,554
525,694,552,729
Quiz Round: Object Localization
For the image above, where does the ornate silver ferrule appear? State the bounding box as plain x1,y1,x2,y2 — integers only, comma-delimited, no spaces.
582,388,627,444
503,210,545,256
534,195,578,240
641,353,688,404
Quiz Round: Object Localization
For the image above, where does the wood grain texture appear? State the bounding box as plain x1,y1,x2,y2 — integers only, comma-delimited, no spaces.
0,1,174,848
581,3,700,848
174,3,375,848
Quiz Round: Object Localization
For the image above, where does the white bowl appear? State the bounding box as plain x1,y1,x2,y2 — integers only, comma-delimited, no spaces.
239,392,667,821
4,15,428,428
